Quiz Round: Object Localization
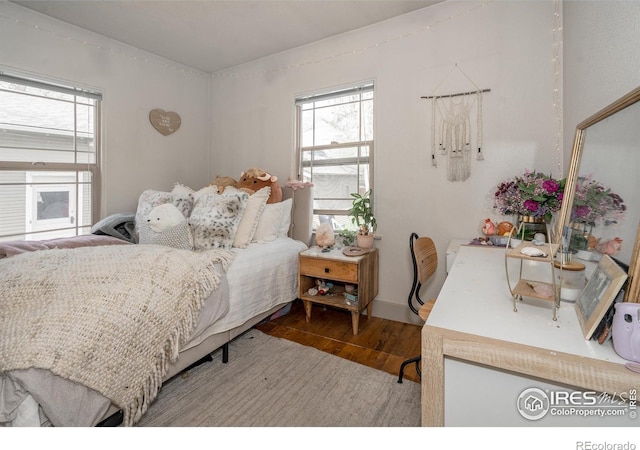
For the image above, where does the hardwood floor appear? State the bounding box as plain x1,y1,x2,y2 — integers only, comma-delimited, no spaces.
255,299,422,383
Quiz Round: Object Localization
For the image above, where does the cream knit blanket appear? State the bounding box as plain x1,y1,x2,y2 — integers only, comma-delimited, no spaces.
0,244,235,426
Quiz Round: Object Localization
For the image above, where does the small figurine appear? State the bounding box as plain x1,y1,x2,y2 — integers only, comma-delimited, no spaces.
497,221,514,236
482,218,497,236
596,237,623,256
315,223,335,250
316,279,329,295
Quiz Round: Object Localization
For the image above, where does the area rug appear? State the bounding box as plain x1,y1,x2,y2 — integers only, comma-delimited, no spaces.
136,329,421,427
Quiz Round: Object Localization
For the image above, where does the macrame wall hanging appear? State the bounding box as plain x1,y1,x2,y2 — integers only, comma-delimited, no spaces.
422,64,490,182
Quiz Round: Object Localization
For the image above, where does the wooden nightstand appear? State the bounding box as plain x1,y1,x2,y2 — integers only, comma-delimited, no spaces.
298,247,379,335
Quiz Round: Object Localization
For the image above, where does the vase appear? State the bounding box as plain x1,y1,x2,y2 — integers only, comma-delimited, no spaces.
356,234,375,249
518,215,546,224
515,215,548,241
568,222,593,252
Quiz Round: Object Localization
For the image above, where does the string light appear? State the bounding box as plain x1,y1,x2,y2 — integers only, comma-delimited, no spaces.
2,1,494,80
552,0,563,177
210,1,493,79
1,12,208,79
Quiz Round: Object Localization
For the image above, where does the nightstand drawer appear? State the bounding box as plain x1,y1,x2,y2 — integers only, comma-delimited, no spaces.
299,257,358,283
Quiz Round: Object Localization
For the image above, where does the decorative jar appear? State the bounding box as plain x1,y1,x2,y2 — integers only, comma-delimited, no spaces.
515,215,548,241
553,260,586,303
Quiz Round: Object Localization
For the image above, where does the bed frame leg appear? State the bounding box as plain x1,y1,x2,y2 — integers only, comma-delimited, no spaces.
96,410,123,427
184,353,213,372
222,342,229,363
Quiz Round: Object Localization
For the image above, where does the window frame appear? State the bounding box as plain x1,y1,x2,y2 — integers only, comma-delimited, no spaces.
0,71,102,241
295,82,374,230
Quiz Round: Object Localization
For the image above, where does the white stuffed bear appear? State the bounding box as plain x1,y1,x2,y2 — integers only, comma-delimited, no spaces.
139,203,194,250
147,203,186,232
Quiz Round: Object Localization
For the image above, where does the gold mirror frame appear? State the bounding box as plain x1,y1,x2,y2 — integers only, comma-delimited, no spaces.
555,86,640,303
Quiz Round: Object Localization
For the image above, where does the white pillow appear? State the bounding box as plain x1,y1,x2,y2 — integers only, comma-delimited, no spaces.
233,187,270,248
252,201,286,243
169,182,222,216
189,190,248,250
277,198,293,237
171,182,194,196
171,183,195,218
193,185,219,203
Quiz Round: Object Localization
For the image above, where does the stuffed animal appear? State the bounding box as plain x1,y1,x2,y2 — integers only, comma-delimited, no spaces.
141,203,194,250
235,168,283,204
497,221,514,237
315,279,332,295
209,175,237,194
596,237,623,256
147,203,186,232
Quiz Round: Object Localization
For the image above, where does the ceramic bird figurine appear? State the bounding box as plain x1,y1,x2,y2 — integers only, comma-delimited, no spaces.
482,218,497,236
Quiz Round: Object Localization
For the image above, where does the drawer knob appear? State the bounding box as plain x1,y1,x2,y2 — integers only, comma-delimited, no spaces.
324,267,330,273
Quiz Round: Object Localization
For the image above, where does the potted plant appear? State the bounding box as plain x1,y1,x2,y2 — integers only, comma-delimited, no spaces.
348,189,377,249
568,175,626,251
337,229,357,247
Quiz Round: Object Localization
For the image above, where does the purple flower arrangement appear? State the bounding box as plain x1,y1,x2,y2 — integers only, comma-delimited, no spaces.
571,175,626,226
493,170,565,222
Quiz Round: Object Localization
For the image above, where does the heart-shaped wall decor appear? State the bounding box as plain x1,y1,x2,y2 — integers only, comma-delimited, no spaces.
149,109,181,136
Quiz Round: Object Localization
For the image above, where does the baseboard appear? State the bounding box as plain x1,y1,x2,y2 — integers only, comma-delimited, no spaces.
368,298,422,326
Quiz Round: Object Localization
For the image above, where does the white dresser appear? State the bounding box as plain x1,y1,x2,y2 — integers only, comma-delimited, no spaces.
445,238,471,274
422,244,639,427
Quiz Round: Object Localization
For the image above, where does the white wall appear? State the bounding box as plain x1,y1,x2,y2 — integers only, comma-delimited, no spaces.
6,0,636,324
0,2,211,217
209,1,561,323
560,1,640,295
563,0,640,154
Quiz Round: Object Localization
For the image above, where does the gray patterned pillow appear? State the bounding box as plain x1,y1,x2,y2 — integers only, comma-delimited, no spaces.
188,190,249,250
135,188,193,241
135,189,173,240
138,220,194,250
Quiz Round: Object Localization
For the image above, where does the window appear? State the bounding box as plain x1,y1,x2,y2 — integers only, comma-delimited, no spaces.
0,72,101,242
296,82,374,231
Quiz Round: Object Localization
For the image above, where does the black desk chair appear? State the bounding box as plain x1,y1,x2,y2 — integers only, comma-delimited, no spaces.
397,232,438,383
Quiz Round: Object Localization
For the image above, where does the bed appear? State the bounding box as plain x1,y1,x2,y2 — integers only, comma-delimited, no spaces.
0,184,313,427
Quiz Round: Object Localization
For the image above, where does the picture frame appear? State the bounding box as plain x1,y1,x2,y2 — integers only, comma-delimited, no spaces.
575,255,628,340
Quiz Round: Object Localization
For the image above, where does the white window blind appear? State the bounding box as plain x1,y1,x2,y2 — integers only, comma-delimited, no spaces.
0,72,102,241
296,82,374,231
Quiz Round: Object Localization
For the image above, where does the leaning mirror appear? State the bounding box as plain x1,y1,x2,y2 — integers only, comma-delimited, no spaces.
555,86,640,303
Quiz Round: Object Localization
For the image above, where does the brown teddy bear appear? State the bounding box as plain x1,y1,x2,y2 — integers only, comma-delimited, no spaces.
235,168,282,204
209,175,237,194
